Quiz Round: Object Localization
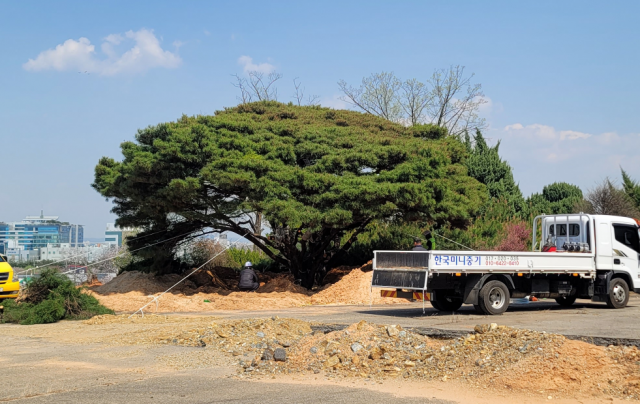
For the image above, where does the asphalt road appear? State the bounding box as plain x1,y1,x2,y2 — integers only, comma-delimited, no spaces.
181,293,640,340
15,375,451,404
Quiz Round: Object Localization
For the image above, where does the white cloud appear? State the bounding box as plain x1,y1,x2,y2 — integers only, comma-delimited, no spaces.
237,55,275,75
504,123,591,141
23,29,181,76
320,94,349,110
172,40,185,50
494,122,640,196
104,34,123,45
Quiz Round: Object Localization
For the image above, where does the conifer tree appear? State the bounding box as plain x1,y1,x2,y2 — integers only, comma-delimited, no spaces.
93,102,487,287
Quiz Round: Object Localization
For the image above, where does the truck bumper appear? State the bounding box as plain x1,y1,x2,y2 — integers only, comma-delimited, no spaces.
0,281,20,299
380,290,431,300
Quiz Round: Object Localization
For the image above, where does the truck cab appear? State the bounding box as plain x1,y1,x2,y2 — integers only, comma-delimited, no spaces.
0,254,20,300
536,214,640,291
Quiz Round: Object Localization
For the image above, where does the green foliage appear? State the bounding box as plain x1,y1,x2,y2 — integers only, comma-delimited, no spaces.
409,124,448,140
1,269,114,325
226,247,273,272
621,168,640,210
335,221,424,266
94,102,487,286
438,198,523,251
424,130,530,253
525,182,583,217
465,129,525,216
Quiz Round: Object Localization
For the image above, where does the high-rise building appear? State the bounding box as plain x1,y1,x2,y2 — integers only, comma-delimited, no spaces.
105,223,135,247
0,211,84,253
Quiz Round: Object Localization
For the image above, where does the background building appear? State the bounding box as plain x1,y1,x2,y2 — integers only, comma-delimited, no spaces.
0,211,84,257
105,223,136,247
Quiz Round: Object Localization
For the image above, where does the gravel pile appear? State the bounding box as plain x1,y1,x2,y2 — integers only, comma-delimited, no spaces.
161,317,313,351
243,321,568,380
82,315,640,400
245,321,640,400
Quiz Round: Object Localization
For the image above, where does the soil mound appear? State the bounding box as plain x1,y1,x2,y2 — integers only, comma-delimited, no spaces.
247,322,640,400
92,271,196,295
81,315,640,400
257,275,311,295
89,261,408,313
312,263,398,305
322,265,355,285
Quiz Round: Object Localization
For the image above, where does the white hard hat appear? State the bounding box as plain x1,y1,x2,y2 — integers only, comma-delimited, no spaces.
244,261,253,267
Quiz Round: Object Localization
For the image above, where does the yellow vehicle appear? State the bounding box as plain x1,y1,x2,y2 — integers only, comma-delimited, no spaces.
0,254,20,300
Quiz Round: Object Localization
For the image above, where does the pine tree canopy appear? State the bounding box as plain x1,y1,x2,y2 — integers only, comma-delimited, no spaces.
465,129,525,215
526,182,583,216
93,102,487,286
621,168,640,210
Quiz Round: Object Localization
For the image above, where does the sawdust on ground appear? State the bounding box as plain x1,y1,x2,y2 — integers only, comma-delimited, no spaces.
88,262,408,313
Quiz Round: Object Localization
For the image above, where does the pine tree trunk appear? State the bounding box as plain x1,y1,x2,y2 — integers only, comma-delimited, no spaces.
253,213,262,252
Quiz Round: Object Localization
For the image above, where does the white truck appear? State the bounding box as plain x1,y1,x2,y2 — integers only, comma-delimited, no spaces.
372,214,640,315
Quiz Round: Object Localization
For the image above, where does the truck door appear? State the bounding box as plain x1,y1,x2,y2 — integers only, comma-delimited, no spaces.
596,222,613,270
612,224,640,289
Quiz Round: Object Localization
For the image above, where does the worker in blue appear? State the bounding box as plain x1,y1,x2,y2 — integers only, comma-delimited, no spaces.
238,261,260,291
412,238,428,251
411,231,436,251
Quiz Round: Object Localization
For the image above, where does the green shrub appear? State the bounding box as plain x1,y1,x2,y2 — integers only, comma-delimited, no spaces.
1,269,114,325
226,247,273,272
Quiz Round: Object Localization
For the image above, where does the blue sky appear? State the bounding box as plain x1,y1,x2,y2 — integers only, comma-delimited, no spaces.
1,1,639,237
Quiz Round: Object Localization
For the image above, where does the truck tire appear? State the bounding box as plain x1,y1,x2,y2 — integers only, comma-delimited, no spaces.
555,296,576,307
606,278,629,309
430,300,443,310
473,304,484,314
477,280,510,315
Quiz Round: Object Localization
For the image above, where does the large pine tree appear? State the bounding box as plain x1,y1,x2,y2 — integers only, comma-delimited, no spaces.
93,102,487,286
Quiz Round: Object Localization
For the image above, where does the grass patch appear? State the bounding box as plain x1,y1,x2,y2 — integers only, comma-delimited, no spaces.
1,269,114,325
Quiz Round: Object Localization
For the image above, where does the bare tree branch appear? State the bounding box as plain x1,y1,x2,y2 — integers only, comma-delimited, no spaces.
576,178,640,217
338,72,402,122
338,68,487,134
292,77,320,106
399,78,432,126
426,65,487,137
233,71,282,103
232,74,253,104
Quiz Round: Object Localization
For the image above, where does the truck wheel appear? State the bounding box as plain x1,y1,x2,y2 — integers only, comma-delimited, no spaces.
430,300,443,310
606,278,629,309
555,296,576,307
478,280,510,315
473,304,485,314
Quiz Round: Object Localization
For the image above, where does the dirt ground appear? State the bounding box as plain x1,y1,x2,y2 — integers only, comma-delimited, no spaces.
1,315,638,403
88,263,410,313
